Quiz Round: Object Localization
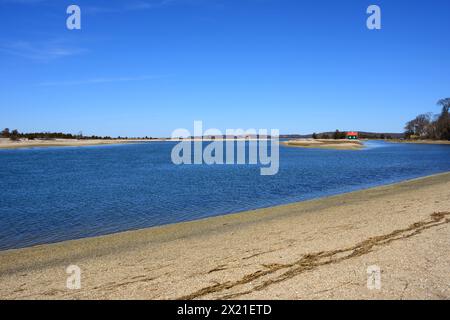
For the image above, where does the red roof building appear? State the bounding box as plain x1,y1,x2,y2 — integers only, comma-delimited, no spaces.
346,131,359,140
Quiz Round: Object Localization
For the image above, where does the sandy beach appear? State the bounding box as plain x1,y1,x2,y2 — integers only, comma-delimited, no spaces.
0,172,449,300
282,139,363,150
0,138,159,149
0,138,275,150
389,139,450,145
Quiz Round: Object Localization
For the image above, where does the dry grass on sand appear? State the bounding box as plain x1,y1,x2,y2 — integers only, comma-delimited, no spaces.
282,139,363,150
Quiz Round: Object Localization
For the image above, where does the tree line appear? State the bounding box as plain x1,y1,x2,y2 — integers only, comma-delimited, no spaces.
405,98,450,140
0,129,114,141
312,130,348,140
311,130,394,140
0,129,156,141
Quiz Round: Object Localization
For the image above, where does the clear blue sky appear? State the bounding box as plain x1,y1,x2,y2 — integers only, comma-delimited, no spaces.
1,0,449,137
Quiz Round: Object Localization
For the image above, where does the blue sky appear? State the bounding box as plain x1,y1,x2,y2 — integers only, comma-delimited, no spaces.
1,0,449,137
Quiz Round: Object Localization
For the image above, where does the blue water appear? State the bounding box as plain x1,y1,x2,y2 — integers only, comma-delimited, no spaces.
0,141,449,250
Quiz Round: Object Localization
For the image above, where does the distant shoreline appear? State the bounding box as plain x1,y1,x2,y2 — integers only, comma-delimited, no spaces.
387,139,450,145
0,138,165,150
2,137,449,151
0,137,278,150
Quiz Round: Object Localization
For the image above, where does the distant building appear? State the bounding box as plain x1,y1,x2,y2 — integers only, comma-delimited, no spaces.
346,131,359,140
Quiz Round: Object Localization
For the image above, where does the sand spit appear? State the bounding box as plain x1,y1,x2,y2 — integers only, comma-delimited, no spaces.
0,138,162,149
282,139,363,150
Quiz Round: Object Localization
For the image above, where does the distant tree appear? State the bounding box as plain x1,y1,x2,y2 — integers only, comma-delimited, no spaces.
312,132,317,139
332,129,346,139
437,98,450,112
404,98,450,141
1,128,118,140
436,98,450,140
333,130,340,140
404,113,433,139
1,128,10,138
10,129,20,141
404,121,415,139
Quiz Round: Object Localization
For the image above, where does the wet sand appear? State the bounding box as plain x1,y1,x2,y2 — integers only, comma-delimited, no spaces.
0,172,449,300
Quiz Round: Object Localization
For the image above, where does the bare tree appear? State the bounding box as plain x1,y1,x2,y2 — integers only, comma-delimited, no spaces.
1,128,10,137
437,98,450,112
436,98,450,140
404,113,432,138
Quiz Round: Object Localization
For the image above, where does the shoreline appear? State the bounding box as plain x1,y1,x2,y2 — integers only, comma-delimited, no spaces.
0,172,447,253
2,138,448,151
0,171,444,253
1,172,449,299
387,139,450,145
282,139,364,150
0,138,277,150
0,138,165,150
